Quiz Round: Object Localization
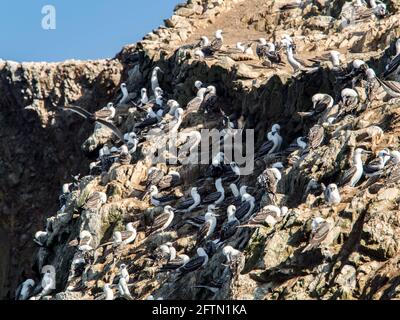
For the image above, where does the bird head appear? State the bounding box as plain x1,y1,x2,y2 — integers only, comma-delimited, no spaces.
258,38,267,45
215,29,223,39
366,68,376,79
271,123,281,132
194,80,203,89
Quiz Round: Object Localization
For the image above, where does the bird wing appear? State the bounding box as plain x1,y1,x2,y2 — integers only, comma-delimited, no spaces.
309,222,331,248
83,192,101,210
220,220,239,240
201,192,222,204
158,175,174,190
250,209,278,225
340,166,357,186
382,54,400,78
179,256,204,274
256,140,274,157
176,198,195,210
382,79,400,93
235,201,251,221
154,194,179,204
186,97,202,112
147,170,165,188
308,125,324,149
315,95,332,114
197,221,211,244
151,212,170,232
119,230,134,241
96,119,124,142
60,105,92,119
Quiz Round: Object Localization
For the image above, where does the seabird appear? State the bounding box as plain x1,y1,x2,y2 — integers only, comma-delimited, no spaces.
236,42,254,55
82,191,107,211
222,162,241,184
119,264,130,282
368,68,400,98
201,29,224,56
146,167,165,189
312,93,334,116
279,0,303,11
103,284,114,300
303,217,331,252
282,42,316,73
195,80,205,90
183,204,218,228
154,242,176,263
59,106,124,142
113,222,137,246
340,88,359,114
201,178,225,205
148,205,175,235
307,124,324,149
159,254,190,272
34,231,48,247
241,205,288,227
158,170,181,190
340,148,370,187
235,194,256,221
151,67,163,94
364,149,391,177
222,245,241,264
176,187,201,212
119,83,129,105
217,205,240,242
322,183,341,205
263,42,283,67
177,247,209,276
257,162,283,195
137,88,149,107
118,277,133,300
124,132,139,154
201,85,219,113
196,211,218,246
78,230,94,252
149,186,179,206
39,270,55,298
382,39,400,79
186,87,207,112
16,279,35,300
256,38,268,61
118,145,132,165
205,152,226,178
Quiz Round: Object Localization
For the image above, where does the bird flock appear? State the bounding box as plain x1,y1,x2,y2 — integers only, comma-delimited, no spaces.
16,0,400,300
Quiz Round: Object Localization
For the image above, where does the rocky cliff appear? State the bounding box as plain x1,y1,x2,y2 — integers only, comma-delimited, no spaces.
2,0,400,300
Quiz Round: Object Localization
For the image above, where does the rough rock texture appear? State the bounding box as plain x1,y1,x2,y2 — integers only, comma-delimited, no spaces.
2,0,400,300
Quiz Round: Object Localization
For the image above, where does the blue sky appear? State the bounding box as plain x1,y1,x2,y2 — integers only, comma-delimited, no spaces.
0,0,180,62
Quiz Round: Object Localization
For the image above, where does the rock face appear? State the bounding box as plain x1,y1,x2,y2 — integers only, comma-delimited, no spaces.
2,0,400,300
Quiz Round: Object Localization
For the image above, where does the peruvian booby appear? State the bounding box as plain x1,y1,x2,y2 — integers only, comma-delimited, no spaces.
118,277,133,300
201,178,225,205
322,183,341,205
103,284,114,300
148,205,175,235
186,87,207,112
177,247,209,276
382,39,400,79
151,67,163,94
176,187,201,212
159,254,190,272
340,148,370,187
154,242,176,263
78,230,94,252
201,30,224,56
59,105,124,142
16,279,35,300
196,211,218,246
307,124,325,149
303,217,331,252
83,191,107,211
113,222,137,246
364,149,391,177
119,83,129,105
119,264,130,282
149,186,180,206
217,205,240,242
158,170,181,190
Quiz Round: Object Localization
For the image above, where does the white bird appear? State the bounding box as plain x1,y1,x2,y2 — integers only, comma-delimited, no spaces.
118,277,133,300
119,264,130,282
78,230,94,252
103,284,114,300
34,231,48,246
119,83,129,105
217,205,240,242
16,279,35,300
151,67,163,94
222,245,241,263
323,183,341,205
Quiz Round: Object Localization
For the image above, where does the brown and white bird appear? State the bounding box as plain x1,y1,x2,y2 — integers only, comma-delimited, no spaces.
257,162,284,195
302,217,331,252
382,39,400,79
322,183,341,205
147,205,175,235
113,222,137,246
340,148,370,187
176,248,209,276
78,230,95,252
307,124,325,149
367,68,400,98
158,170,181,190
59,105,124,142
82,191,107,211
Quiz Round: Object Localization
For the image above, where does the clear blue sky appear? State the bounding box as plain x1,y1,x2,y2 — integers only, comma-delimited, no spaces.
0,0,181,62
